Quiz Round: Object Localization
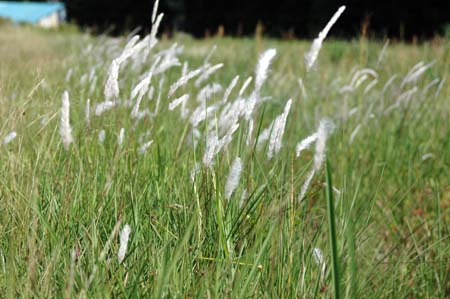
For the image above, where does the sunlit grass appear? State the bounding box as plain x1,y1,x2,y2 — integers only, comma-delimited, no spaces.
0,25,449,298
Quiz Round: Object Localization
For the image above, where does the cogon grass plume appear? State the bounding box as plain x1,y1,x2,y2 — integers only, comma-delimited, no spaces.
139,140,154,154
224,157,243,200
298,119,334,202
304,5,346,71
118,128,125,146
118,224,131,264
2,131,17,145
267,99,292,159
254,49,277,99
59,91,73,151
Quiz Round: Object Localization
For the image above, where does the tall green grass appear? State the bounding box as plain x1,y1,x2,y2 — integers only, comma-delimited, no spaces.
0,25,449,298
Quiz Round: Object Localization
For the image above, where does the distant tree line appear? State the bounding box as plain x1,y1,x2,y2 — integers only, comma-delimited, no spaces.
11,0,450,39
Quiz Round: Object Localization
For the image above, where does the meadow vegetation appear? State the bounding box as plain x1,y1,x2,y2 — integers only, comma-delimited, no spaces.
0,10,449,298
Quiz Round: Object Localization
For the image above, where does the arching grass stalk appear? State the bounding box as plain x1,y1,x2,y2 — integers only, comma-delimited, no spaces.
325,159,340,299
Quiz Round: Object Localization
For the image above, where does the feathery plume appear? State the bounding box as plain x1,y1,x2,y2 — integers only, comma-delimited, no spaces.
239,76,253,96
296,133,318,157
104,60,120,101
313,119,333,171
349,124,361,144
168,68,203,96
196,83,222,103
313,247,324,265
95,101,117,116
304,6,346,71
255,49,277,95
298,78,308,100
118,224,131,264
151,0,160,23
376,39,389,67
267,99,292,159
203,124,239,167
195,63,224,87
2,131,17,145
98,130,106,143
190,105,218,127
169,94,189,111
65,68,73,82
85,99,90,125
139,140,154,154
60,91,73,150
118,128,125,146
225,157,243,200
298,169,315,202
222,75,239,103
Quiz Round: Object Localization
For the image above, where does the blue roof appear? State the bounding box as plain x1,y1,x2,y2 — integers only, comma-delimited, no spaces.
0,1,65,24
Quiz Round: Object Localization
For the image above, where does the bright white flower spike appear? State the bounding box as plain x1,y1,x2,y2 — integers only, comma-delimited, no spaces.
225,157,243,200
60,91,73,151
197,83,222,103
151,0,160,23
118,128,125,146
85,99,91,125
169,94,189,111
255,49,277,95
313,119,334,172
98,130,106,143
95,101,117,116
168,68,202,96
118,224,131,264
190,162,201,182
195,63,224,87
298,169,315,203
304,5,346,71
421,153,434,161
239,76,253,96
2,131,17,145
104,60,120,101
267,99,292,159
222,75,239,103
203,124,239,167
139,140,154,154
296,133,318,157
298,119,334,202
313,247,324,265
65,68,73,82
131,93,145,118
349,124,361,144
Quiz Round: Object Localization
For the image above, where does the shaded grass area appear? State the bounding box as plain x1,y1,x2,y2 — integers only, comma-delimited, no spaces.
0,25,449,298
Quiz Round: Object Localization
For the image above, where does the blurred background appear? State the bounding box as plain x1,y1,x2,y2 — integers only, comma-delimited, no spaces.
0,0,449,39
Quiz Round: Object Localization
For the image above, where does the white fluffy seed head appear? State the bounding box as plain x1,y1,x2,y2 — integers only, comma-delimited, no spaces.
295,133,318,157
313,247,324,265
225,157,243,200
118,128,125,146
139,140,154,154
313,119,334,171
267,99,292,159
169,94,189,111
104,60,120,101
2,131,17,145
304,6,346,71
98,130,106,143
95,101,117,116
255,49,277,93
195,63,224,87
60,91,73,150
222,75,239,103
85,99,91,125
118,224,131,264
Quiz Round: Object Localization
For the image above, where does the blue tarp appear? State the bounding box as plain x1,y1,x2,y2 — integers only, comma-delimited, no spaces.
0,1,65,24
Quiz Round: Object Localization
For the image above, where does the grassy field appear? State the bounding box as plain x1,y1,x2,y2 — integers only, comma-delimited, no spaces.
0,23,449,298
